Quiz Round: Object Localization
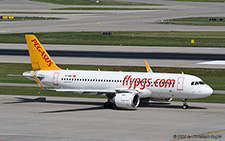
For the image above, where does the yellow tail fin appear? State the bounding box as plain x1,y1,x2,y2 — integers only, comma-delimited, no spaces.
25,35,62,71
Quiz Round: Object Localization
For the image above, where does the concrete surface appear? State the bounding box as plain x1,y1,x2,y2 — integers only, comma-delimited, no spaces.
0,43,225,68
0,95,224,141
1,0,225,33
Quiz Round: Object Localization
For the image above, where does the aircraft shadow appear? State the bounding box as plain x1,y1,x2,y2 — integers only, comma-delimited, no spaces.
40,106,104,113
4,97,105,113
4,97,207,112
4,97,104,106
139,102,207,109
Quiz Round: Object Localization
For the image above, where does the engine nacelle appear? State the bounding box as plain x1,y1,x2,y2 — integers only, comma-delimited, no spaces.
113,92,140,109
149,98,172,102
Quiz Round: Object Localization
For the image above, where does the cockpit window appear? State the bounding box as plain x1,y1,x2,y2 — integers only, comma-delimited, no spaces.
199,81,205,85
191,81,205,86
195,82,199,85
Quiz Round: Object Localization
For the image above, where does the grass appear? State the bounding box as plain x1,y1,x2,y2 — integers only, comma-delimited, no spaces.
1,31,225,47
0,12,102,14
0,86,103,98
0,16,59,21
32,0,158,5
0,86,224,103
173,94,225,103
2,63,225,90
162,17,225,26
1,63,224,103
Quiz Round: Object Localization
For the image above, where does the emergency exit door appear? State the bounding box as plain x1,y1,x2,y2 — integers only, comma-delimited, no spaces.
53,72,60,85
177,77,185,90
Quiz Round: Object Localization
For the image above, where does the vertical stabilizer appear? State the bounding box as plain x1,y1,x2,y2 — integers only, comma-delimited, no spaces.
25,35,62,71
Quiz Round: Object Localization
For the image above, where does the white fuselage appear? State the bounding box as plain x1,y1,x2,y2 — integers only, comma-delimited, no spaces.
34,70,213,99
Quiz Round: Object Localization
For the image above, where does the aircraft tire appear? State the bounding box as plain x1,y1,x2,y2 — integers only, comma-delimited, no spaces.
104,102,113,109
182,104,189,109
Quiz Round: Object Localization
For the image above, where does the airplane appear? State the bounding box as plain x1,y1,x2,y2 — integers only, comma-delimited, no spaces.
22,35,213,109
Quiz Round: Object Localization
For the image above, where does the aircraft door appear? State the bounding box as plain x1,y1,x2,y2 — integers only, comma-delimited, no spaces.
53,72,60,85
177,77,184,91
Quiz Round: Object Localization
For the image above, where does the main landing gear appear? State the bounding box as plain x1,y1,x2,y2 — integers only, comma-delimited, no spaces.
103,100,114,109
182,99,189,109
104,94,115,109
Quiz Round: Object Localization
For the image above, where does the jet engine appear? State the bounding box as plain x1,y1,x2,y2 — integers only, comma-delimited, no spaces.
113,92,140,109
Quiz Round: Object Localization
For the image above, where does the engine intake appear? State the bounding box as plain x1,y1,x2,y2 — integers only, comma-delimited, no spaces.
113,92,140,109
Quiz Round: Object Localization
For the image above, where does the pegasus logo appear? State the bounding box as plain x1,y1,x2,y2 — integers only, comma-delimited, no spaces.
31,39,53,67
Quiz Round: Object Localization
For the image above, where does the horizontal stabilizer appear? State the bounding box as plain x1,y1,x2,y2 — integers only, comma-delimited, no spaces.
7,74,23,77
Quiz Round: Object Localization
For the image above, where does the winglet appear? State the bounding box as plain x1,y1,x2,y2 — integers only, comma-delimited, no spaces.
34,74,46,89
144,60,153,73
25,35,62,71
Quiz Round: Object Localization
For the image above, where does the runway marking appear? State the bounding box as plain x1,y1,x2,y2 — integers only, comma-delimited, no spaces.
198,60,225,65
170,129,225,141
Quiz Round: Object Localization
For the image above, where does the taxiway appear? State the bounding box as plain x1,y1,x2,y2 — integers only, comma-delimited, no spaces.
0,43,224,68
0,95,224,141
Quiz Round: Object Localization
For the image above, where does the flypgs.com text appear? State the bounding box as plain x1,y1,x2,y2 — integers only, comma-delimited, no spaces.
123,75,175,90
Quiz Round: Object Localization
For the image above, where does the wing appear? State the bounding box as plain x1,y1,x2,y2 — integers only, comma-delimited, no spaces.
143,60,153,73
52,88,137,94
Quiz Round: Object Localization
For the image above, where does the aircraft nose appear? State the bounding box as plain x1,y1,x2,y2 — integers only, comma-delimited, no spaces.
203,85,213,97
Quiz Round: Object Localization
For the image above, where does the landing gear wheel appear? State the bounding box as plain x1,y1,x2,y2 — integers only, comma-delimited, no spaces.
182,99,189,109
182,104,189,109
103,102,113,109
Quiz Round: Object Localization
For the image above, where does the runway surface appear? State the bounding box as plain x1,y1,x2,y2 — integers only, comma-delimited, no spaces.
1,0,225,33
0,95,224,141
0,1,225,141
0,43,224,68
0,0,225,68
1,49,225,60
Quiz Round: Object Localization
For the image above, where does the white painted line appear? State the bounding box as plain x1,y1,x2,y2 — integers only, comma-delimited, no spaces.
198,60,225,65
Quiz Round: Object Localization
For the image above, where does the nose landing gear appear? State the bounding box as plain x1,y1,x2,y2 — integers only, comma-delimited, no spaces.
182,99,189,109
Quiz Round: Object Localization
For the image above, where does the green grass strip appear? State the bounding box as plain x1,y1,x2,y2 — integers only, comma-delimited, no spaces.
173,94,225,103
0,86,224,103
32,0,158,5
2,63,225,90
1,31,225,47
0,86,103,98
0,11,102,14
0,16,59,21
